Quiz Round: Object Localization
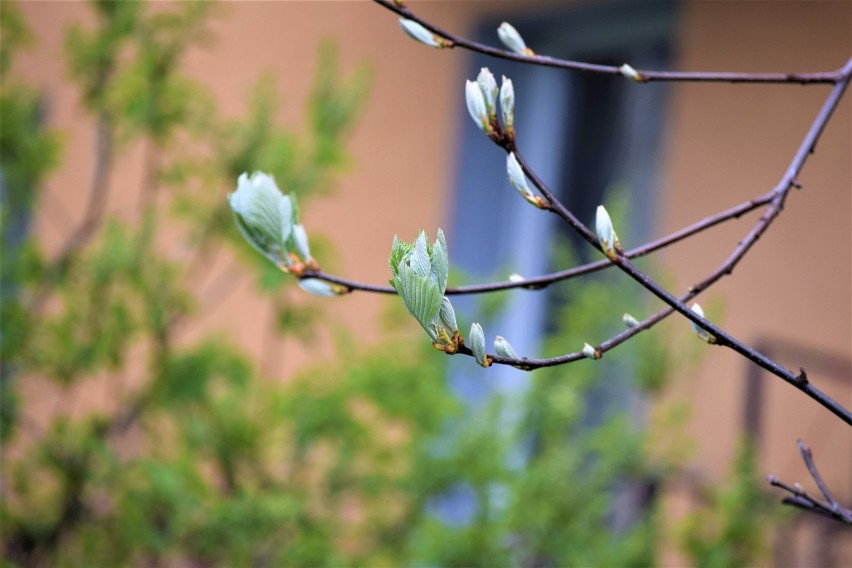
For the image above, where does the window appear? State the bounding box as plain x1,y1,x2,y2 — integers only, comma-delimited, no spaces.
432,1,677,526
447,1,677,407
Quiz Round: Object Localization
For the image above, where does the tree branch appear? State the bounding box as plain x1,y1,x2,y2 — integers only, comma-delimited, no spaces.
374,0,849,85
29,112,114,313
507,95,851,422
284,11,852,426
224,2,852,423
299,189,773,295
768,439,852,524
448,49,850,422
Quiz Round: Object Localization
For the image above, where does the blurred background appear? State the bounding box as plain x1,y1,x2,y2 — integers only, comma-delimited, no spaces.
2,1,849,566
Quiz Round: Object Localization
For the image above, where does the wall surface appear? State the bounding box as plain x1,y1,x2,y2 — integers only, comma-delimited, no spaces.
662,0,850,498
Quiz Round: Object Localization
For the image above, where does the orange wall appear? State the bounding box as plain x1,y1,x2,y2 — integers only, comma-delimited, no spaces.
662,0,850,490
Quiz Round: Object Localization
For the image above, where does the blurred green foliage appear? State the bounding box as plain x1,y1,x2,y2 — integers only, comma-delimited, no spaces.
1,1,776,566
680,439,778,568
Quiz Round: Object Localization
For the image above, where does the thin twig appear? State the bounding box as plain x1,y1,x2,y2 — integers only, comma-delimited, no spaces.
421,60,852,423
299,190,773,295
767,439,852,524
289,25,852,424
507,80,852,421
29,113,114,312
796,439,842,511
260,3,852,423
374,0,847,85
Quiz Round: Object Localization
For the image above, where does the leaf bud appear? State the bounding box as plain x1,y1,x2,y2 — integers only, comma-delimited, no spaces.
619,63,645,82
689,303,717,344
582,343,601,360
298,278,346,297
389,229,457,351
494,335,519,359
497,22,533,55
499,75,515,134
291,224,313,264
507,152,540,207
439,296,459,334
228,172,295,268
595,205,621,260
465,80,491,134
399,18,441,48
476,67,499,119
469,323,489,367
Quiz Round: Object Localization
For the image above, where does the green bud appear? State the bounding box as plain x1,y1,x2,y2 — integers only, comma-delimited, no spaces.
469,323,489,367
389,229,458,351
689,303,717,344
229,172,296,268
595,205,621,259
619,63,644,82
476,67,499,119
507,153,534,201
298,278,346,297
399,18,441,48
494,335,519,359
497,22,532,55
582,343,601,360
465,80,491,134
291,224,312,264
500,75,515,133
439,296,459,334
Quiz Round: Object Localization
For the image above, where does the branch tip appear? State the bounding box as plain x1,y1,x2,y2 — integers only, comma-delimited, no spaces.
769,439,852,524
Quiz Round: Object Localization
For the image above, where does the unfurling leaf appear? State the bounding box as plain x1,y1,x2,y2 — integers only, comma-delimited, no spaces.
229,172,293,266
229,172,316,272
389,229,459,352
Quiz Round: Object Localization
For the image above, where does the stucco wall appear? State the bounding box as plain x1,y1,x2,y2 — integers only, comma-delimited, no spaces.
662,0,850,493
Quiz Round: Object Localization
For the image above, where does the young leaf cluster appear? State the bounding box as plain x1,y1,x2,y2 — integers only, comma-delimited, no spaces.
388,229,460,352
228,171,316,274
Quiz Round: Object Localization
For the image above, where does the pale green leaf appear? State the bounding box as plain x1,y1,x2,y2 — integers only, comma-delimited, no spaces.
389,235,413,278
278,194,295,244
398,261,442,336
431,229,449,292
438,296,458,333
470,322,487,365
409,231,431,279
232,210,283,265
